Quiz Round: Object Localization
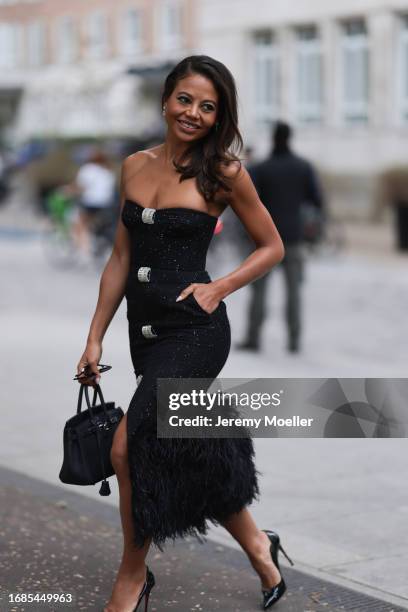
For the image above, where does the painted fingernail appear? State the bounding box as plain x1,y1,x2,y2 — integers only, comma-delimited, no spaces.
175,296,182,302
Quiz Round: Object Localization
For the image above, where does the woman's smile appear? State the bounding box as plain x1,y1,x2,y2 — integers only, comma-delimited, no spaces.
177,118,201,132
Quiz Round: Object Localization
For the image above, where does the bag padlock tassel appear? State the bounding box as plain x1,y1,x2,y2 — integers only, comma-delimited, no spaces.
99,479,111,496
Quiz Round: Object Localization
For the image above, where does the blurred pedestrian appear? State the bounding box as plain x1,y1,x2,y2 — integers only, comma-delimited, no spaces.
0,149,10,204
65,148,116,258
379,166,408,251
237,121,325,353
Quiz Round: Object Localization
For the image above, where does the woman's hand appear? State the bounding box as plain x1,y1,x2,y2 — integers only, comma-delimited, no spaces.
76,340,103,387
176,282,224,314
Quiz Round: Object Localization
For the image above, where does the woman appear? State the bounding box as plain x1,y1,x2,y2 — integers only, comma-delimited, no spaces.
76,55,290,612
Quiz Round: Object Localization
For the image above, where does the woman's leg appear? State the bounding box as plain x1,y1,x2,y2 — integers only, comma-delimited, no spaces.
221,508,282,590
104,413,152,612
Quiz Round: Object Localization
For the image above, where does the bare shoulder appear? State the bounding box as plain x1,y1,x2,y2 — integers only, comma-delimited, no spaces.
122,150,150,174
122,145,164,175
219,159,247,188
219,159,250,198
211,160,248,212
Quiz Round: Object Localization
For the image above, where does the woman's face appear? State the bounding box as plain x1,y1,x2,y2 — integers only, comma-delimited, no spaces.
164,72,219,142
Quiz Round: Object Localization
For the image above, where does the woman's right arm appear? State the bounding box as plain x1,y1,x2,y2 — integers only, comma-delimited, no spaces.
76,157,132,385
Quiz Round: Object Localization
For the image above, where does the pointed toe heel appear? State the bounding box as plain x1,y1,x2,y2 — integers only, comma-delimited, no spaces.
261,530,294,609
262,578,286,610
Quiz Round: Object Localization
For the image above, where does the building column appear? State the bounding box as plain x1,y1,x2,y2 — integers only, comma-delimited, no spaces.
320,18,340,130
279,25,295,124
368,10,395,129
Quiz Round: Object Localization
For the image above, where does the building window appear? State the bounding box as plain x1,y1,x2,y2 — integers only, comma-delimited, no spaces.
27,20,46,67
398,15,408,121
340,19,369,123
295,25,323,123
56,15,78,64
121,7,143,55
0,22,22,68
159,0,183,51
86,11,108,60
253,31,280,122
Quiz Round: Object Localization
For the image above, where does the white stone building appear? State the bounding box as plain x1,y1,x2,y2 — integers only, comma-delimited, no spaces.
197,0,408,216
0,0,196,143
1,0,408,216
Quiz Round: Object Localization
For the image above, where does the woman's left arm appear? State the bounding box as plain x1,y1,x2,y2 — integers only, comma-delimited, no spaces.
212,162,285,299
177,163,285,312
214,164,285,299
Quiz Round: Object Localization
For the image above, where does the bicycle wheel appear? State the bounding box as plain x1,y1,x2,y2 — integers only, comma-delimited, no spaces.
42,225,77,269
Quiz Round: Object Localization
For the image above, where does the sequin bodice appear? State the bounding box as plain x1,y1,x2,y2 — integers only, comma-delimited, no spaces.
121,199,224,331
121,199,217,271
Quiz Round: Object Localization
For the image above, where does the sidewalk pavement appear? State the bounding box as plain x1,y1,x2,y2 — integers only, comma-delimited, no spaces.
1,466,405,612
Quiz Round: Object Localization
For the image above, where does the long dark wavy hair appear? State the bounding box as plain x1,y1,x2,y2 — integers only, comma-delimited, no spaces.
161,55,243,202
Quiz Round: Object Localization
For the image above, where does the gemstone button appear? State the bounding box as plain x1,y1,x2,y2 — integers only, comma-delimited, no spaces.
137,267,151,282
141,324,157,339
141,208,156,224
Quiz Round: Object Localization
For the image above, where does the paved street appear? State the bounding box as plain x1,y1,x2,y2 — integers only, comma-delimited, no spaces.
2,465,406,612
1,208,408,610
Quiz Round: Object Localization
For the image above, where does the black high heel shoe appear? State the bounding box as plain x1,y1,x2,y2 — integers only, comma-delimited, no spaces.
261,530,294,609
133,566,155,612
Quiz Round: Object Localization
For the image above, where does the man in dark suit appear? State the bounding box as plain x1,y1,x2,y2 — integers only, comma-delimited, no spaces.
237,121,325,353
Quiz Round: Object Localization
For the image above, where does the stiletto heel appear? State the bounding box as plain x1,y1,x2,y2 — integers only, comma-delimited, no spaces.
133,566,155,612
278,542,294,567
260,530,294,609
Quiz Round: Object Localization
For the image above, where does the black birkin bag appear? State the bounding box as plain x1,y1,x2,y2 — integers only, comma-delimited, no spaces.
59,383,124,496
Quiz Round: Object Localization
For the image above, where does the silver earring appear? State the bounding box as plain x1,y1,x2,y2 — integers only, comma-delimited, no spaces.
162,105,167,116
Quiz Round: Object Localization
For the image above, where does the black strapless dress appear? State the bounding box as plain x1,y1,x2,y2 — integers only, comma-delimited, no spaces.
121,199,260,550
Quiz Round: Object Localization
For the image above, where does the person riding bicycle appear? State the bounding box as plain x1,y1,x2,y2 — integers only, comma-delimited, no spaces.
65,148,116,260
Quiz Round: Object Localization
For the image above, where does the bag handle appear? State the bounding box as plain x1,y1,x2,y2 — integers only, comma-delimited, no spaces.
77,384,96,416
76,384,86,415
76,383,109,421
85,384,109,420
